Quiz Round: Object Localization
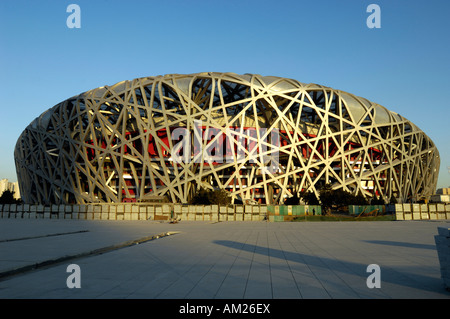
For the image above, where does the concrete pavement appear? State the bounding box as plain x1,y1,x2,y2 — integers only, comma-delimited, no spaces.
0,218,449,299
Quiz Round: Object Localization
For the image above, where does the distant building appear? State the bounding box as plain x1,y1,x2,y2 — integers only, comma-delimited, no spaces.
430,195,450,203
0,179,20,199
430,188,450,203
436,188,450,195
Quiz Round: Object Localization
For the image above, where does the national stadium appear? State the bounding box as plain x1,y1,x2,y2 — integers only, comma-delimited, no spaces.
14,72,440,205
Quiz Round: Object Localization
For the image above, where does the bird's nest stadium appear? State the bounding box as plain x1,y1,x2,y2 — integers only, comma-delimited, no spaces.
14,72,440,205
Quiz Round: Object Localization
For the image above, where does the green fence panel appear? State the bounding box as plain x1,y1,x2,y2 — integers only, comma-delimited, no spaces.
274,216,284,222
311,205,322,215
349,205,385,215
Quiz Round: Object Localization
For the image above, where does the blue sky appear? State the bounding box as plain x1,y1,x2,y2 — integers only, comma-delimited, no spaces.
0,0,449,189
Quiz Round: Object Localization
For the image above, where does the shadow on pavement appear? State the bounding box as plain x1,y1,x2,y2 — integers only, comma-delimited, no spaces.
362,240,436,250
213,239,449,297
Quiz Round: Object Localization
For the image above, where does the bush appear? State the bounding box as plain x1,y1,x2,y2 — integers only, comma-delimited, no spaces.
189,188,231,206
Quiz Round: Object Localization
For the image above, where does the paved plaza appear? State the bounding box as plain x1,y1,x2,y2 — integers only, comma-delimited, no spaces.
0,218,449,300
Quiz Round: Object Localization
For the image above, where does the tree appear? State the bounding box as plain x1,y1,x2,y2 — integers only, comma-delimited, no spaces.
0,190,21,204
284,194,301,205
299,190,320,205
209,189,232,206
353,193,369,205
370,195,385,205
318,186,349,214
189,188,211,204
317,184,368,214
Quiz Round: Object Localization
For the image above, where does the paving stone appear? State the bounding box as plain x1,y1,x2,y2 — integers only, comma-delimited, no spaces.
0,220,449,299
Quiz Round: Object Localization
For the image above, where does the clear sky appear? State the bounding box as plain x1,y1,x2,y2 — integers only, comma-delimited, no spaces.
0,0,449,189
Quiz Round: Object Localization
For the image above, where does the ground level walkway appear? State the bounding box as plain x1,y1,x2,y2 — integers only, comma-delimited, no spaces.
0,218,449,301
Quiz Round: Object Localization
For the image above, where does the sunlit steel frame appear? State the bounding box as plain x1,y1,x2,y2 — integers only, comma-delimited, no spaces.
14,72,440,204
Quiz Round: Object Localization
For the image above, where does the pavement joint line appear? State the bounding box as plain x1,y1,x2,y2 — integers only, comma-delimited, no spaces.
0,231,180,281
0,230,90,243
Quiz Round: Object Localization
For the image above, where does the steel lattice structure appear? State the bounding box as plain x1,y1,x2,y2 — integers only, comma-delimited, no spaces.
14,72,439,205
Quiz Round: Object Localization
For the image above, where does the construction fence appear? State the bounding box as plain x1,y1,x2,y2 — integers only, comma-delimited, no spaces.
394,203,450,221
0,202,448,221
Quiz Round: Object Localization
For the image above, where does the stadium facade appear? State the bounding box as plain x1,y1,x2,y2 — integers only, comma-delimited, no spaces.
14,72,440,205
